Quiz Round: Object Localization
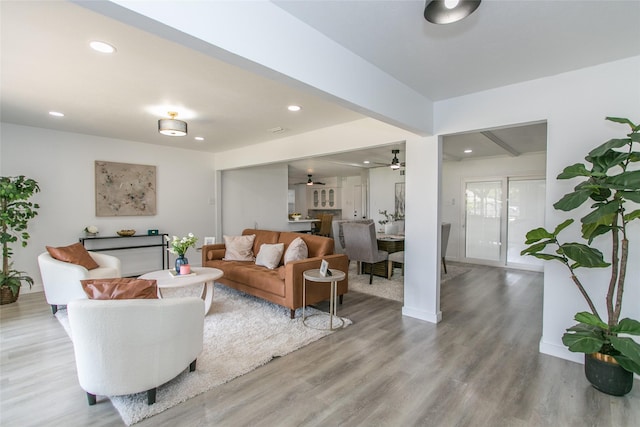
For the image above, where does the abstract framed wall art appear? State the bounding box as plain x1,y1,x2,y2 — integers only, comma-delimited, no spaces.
95,161,157,216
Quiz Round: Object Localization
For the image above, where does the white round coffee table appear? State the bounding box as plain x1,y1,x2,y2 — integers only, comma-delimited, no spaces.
302,268,346,330
139,267,223,315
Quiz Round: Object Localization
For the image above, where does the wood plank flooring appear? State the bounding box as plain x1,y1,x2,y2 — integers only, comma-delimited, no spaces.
1,264,638,426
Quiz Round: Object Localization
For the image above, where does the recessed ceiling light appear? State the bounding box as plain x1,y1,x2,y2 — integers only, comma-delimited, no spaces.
363,160,370,164
90,41,116,54
49,111,64,117
464,149,473,153
287,105,301,112
195,137,204,141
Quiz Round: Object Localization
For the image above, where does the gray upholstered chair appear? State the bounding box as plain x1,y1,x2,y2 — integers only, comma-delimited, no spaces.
332,219,374,254
441,222,451,274
342,222,388,284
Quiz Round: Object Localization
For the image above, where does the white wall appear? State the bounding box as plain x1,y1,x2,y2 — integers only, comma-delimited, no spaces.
432,56,640,363
0,123,217,288
441,152,546,261
221,163,289,235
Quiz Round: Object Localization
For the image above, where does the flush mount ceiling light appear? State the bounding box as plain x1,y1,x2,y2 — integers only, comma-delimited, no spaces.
158,111,187,137
89,40,116,54
424,0,481,24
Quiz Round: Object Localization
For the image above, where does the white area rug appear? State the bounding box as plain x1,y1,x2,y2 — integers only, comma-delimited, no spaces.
347,262,471,302
56,284,351,425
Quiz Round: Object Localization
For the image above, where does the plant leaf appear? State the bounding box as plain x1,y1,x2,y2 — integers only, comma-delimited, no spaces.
580,200,619,225
588,138,630,157
524,227,553,243
609,336,640,374
557,163,591,179
553,219,574,235
574,312,608,329
611,318,640,336
606,116,637,128
606,170,640,191
624,209,640,222
553,189,591,211
562,331,604,353
620,191,640,203
560,243,610,268
613,354,640,376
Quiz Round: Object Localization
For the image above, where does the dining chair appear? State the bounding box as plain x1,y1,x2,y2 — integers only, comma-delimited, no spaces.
441,222,451,274
317,213,333,237
342,222,388,284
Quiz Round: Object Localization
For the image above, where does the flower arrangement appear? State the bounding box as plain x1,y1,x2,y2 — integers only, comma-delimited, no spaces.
167,233,198,257
83,225,98,235
378,209,404,225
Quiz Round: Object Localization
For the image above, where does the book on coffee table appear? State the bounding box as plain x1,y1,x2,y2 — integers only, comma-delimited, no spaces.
168,270,196,278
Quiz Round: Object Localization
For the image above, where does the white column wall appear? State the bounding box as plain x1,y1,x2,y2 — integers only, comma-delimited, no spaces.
434,56,640,362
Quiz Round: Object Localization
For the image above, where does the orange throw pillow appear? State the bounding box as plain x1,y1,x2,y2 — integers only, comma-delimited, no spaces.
46,242,99,270
80,278,158,300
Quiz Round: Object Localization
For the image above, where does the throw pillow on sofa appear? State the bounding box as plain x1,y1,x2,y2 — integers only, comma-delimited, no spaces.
46,242,99,270
81,278,158,300
255,243,284,269
223,234,256,261
283,237,308,265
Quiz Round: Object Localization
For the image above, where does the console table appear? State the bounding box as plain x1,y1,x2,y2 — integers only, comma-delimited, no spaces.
79,233,170,270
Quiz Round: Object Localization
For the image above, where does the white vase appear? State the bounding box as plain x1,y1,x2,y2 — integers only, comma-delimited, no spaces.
384,222,398,235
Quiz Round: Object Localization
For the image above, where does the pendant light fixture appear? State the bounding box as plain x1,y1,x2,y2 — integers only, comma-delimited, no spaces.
424,0,481,24
158,111,187,137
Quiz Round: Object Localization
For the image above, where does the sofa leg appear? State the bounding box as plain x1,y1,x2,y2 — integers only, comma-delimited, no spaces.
87,392,96,406
51,305,58,315
290,309,295,319
189,359,197,372
147,388,156,405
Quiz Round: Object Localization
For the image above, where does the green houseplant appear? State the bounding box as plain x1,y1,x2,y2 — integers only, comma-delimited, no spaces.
521,117,640,395
0,175,40,303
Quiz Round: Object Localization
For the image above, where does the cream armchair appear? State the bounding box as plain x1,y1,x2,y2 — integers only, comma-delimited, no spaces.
67,297,205,405
37,251,121,314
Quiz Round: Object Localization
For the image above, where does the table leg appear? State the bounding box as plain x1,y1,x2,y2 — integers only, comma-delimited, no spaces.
200,281,214,315
302,278,307,321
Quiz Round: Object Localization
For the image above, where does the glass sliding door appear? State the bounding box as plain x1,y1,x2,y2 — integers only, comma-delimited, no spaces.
464,180,504,263
507,178,545,269
463,177,545,270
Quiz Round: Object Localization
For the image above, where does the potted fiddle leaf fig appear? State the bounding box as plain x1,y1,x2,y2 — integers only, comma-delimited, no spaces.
521,117,640,396
0,175,40,304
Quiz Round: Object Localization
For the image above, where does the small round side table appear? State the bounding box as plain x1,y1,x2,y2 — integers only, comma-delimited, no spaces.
302,268,346,330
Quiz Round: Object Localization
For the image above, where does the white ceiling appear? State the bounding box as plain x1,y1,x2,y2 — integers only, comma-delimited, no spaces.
2,1,638,183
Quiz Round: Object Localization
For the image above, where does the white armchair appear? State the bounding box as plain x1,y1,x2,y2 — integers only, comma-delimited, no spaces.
37,251,121,314
68,297,204,405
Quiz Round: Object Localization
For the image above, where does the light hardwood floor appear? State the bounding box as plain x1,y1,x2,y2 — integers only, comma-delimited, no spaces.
1,264,638,426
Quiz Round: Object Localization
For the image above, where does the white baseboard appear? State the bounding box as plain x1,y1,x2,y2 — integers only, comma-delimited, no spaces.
401,306,442,324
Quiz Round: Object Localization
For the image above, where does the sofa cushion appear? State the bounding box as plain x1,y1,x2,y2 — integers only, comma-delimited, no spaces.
80,278,158,300
223,234,256,261
255,243,284,269
283,237,308,265
207,260,286,297
46,242,99,270
243,229,280,255
278,232,334,257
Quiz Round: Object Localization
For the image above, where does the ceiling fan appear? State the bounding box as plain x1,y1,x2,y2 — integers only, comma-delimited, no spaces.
295,174,326,186
372,149,406,169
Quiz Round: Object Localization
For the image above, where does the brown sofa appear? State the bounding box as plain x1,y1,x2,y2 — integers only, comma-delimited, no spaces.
201,229,349,318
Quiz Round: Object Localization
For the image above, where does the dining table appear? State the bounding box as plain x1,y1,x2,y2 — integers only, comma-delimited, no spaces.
362,233,405,278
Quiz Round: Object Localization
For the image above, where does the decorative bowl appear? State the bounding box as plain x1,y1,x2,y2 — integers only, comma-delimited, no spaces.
117,229,136,237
